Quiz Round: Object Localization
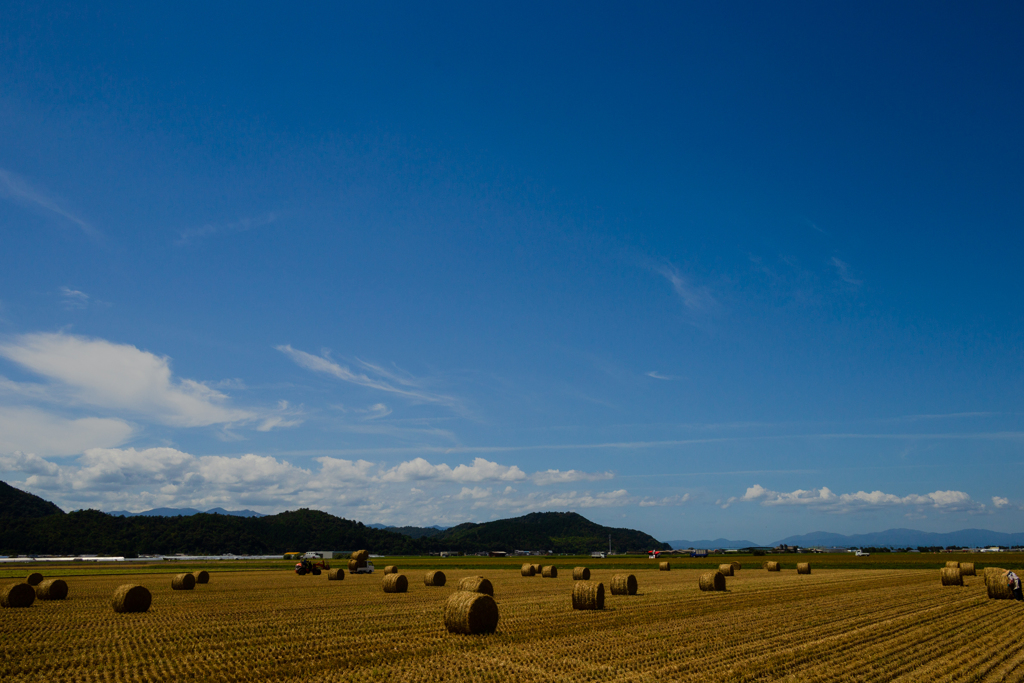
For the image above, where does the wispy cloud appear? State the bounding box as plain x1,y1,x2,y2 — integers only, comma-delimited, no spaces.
531,469,614,485
723,484,984,514
655,265,716,311
830,257,862,288
359,403,393,420
645,371,676,381
264,429,1024,460
59,287,90,310
0,168,100,239
992,496,1010,508
806,220,828,236
277,345,459,407
175,213,278,246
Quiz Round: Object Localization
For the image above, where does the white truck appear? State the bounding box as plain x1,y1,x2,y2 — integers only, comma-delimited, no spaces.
854,549,870,557
352,562,375,574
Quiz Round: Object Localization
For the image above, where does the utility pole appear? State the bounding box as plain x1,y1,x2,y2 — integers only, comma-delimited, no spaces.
608,534,611,555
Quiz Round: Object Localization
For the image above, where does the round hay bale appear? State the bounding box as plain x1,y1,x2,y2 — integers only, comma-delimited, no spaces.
718,563,734,577
572,567,591,580
25,572,43,586
381,573,408,593
348,559,366,572
797,562,811,575
960,562,976,577
111,584,151,613
659,561,670,571
327,568,345,581
383,565,398,574
444,591,499,634
699,571,726,592
730,562,741,571
520,563,536,577
984,567,1006,584
35,578,68,600
986,570,1014,600
542,565,558,578
424,570,446,587
1,583,35,608
945,561,960,569
171,573,196,591
940,567,963,586
191,570,209,584
765,561,781,572
350,549,369,562
610,573,637,595
572,581,605,610
458,576,494,595
532,563,542,575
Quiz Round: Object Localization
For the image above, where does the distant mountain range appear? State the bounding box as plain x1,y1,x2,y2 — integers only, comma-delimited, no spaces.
108,506,266,518
774,528,1024,548
668,538,761,549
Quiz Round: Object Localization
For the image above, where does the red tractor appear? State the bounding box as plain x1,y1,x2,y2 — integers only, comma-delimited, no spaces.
294,558,330,575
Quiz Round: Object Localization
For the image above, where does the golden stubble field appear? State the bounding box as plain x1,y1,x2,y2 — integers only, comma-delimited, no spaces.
2,565,1023,682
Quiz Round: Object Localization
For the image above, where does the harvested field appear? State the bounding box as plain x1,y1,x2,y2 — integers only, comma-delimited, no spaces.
1,566,1023,681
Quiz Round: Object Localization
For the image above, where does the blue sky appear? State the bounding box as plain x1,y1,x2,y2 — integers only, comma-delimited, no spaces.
1,2,1022,544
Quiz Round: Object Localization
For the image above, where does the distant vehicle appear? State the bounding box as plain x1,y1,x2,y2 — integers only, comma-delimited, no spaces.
351,562,374,574
648,550,661,559
854,550,870,557
294,559,330,575
591,552,606,559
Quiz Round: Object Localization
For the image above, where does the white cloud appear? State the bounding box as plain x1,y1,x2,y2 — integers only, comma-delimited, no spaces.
379,457,527,483
315,456,377,483
0,333,258,428
993,496,1010,508
277,345,457,406
0,406,133,456
727,484,983,513
0,451,60,477
455,486,492,500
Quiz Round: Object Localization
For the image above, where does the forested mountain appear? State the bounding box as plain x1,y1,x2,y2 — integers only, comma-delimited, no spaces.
0,480,65,519
0,482,667,555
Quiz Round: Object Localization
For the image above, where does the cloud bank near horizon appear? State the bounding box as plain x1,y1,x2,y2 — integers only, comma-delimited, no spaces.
722,484,987,515
0,448,666,525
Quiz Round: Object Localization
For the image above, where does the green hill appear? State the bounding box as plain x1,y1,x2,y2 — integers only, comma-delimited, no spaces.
0,481,668,556
427,511,670,554
0,480,65,519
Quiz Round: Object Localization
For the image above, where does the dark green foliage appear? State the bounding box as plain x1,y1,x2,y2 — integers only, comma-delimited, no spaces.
383,525,445,539
0,481,65,519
